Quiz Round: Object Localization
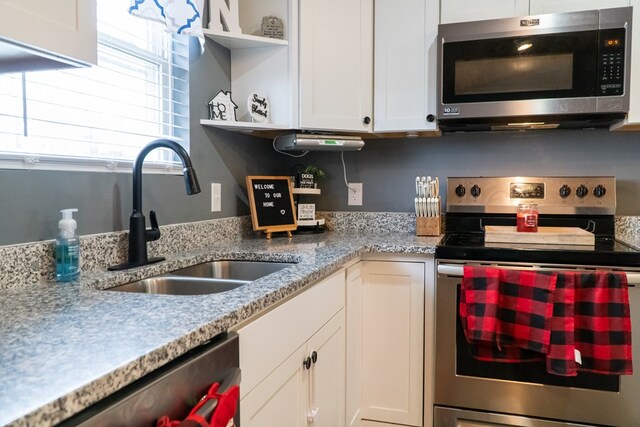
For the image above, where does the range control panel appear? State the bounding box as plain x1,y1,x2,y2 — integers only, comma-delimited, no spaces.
447,176,616,215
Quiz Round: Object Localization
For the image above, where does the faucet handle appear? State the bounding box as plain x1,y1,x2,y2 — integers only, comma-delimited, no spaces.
146,210,161,242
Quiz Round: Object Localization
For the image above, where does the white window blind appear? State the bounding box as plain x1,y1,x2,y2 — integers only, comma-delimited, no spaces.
0,0,190,172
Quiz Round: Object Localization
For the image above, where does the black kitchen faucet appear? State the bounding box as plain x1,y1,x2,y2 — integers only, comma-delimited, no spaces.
109,139,201,271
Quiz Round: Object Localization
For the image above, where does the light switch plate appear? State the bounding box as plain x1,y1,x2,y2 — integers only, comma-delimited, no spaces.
211,183,221,212
348,183,363,206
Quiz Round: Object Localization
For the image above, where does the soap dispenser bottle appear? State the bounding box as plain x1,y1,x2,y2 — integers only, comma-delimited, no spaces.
56,208,80,282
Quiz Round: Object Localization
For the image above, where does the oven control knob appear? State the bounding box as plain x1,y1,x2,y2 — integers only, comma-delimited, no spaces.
455,184,466,197
576,185,589,198
593,184,607,198
470,185,481,198
559,185,571,198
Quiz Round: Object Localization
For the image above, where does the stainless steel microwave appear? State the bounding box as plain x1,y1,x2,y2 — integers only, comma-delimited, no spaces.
437,7,632,131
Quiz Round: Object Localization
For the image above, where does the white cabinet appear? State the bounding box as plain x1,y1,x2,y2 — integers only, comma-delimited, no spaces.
529,0,629,14
442,0,629,24
0,0,97,72
440,0,529,24
242,311,345,427
201,0,297,132
359,260,425,427
373,0,439,133
346,263,363,427
236,269,345,427
299,0,373,132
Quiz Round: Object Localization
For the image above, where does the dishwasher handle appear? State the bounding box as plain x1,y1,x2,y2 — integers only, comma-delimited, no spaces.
185,368,241,424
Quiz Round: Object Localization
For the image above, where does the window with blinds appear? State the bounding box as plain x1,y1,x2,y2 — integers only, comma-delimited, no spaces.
0,0,190,172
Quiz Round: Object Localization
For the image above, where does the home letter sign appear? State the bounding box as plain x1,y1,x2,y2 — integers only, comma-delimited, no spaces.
208,0,242,33
207,90,238,121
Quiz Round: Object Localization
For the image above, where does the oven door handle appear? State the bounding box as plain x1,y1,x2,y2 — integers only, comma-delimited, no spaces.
437,263,640,285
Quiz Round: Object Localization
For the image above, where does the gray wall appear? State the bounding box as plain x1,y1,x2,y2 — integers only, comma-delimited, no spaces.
2,38,640,246
283,129,640,215
0,40,284,246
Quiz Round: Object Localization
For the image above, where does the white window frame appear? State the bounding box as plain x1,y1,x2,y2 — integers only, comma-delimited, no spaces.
0,1,190,174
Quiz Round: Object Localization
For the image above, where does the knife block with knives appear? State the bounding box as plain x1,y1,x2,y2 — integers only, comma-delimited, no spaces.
414,175,442,236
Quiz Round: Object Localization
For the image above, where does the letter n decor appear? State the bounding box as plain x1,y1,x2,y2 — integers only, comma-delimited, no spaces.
208,0,242,33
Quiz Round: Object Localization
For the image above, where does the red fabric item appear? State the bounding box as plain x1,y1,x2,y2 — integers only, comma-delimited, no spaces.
461,266,557,353
156,381,239,427
572,271,632,375
210,385,239,427
460,267,633,376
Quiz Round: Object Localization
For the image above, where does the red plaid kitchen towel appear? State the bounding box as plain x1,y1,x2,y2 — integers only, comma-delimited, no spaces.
545,271,577,376
461,267,633,376
461,266,557,354
574,271,632,375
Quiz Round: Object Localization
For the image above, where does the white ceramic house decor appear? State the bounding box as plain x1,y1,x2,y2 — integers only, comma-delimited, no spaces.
247,93,269,123
207,90,238,121
208,0,241,33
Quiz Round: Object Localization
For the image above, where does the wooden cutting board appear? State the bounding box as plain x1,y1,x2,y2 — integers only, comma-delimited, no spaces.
484,225,595,246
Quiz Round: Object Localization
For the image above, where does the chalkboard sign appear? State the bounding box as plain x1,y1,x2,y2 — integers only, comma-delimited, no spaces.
246,176,297,238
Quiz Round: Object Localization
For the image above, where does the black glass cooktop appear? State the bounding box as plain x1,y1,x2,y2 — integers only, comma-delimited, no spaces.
436,214,640,267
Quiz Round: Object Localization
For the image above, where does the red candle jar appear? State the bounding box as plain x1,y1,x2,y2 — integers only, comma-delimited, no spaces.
516,203,538,232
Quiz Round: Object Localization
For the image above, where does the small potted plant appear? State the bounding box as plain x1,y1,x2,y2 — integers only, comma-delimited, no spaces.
297,165,326,188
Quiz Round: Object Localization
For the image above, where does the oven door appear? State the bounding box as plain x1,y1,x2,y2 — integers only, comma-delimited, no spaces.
434,262,640,427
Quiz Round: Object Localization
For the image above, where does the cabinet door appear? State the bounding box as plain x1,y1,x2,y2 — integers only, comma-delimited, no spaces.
374,0,439,132
307,310,346,427
440,0,529,24
346,264,363,427
361,261,425,426
0,0,97,69
530,0,629,14
240,346,306,427
299,0,373,132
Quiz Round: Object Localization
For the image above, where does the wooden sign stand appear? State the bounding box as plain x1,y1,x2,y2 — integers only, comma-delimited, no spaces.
246,176,297,239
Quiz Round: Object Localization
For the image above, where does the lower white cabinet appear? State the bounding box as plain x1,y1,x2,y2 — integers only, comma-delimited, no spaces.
241,311,345,426
236,269,346,427
346,263,364,427
349,259,426,427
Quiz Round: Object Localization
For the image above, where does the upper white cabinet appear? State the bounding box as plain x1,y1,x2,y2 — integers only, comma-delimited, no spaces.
202,0,297,131
440,0,528,24
299,0,373,132
441,0,630,24
529,0,629,14
374,0,439,133
0,0,97,72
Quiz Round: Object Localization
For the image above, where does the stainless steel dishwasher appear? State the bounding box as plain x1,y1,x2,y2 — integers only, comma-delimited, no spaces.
60,332,240,426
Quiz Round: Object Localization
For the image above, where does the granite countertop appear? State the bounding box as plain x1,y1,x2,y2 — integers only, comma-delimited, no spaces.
0,231,439,427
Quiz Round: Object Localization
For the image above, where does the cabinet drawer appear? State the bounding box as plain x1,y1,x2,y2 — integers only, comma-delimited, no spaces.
237,269,345,397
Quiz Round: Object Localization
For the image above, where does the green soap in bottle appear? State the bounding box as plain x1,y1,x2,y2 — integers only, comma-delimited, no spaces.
56,208,80,282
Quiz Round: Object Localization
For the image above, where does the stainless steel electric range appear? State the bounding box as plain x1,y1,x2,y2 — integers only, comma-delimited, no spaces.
434,176,640,427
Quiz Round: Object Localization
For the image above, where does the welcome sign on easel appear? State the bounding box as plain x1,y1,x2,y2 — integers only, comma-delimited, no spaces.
246,176,297,238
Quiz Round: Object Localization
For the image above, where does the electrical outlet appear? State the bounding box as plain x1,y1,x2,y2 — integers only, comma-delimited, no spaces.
348,183,363,206
211,183,221,212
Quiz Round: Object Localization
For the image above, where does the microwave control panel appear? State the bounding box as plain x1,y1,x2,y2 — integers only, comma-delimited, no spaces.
597,28,626,96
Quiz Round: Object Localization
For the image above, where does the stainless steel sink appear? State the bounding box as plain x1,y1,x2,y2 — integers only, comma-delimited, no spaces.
105,276,249,296
170,260,296,281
